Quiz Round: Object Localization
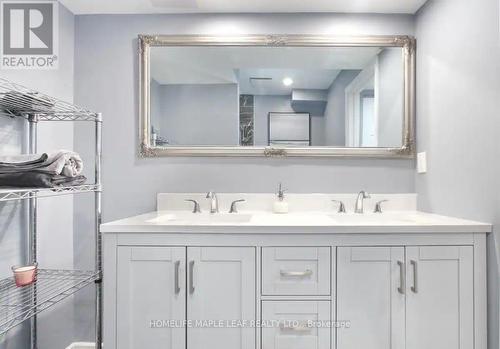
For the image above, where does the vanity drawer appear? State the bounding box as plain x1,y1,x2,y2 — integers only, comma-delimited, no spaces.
262,247,330,295
261,301,330,349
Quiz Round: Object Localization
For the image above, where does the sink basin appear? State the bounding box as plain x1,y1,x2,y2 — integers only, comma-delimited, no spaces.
251,213,337,225
147,212,253,225
146,211,429,226
329,213,422,225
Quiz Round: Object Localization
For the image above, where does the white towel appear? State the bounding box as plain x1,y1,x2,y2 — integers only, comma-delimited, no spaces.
41,150,83,177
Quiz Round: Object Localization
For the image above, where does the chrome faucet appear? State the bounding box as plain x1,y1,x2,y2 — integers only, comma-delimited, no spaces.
206,191,219,214
229,199,245,213
374,200,388,213
185,199,201,213
354,191,371,214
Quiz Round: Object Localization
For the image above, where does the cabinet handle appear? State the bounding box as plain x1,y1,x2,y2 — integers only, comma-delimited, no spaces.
280,269,313,277
279,322,311,333
397,261,405,294
410,260,418,293
189,261,195,294
174,261,181,294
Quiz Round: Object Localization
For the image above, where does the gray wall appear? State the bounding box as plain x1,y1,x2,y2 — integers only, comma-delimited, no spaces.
0,4,80,349
377,48,404,147
323,50,404,148
158,84,239,146
415,0,500,347
74,12,416,221
291,89,328,118
73,12,415,342
322,50,404,148
149,79,162,136
323,70,360,146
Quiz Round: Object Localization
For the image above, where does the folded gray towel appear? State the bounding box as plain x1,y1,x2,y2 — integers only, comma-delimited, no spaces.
0,153,48,166
0,173,86,188
0,151,83,177
0,154,49,173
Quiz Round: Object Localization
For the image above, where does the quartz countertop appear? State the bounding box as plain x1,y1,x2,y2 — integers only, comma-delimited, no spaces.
100,210,492,234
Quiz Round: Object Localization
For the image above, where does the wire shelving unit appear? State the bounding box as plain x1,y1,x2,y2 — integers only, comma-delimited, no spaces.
0,184,100,202
0,270,100,334
0,77,103,349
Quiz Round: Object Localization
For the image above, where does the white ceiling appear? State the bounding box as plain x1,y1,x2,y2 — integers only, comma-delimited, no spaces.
150,46,386,94
237,69,340,95
60,0,428,15
151,46,382,84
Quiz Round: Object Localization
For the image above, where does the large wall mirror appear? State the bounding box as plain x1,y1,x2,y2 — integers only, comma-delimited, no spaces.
139,35,415,157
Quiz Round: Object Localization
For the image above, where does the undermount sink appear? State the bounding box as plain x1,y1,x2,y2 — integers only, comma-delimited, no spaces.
329,213,422,225
147,212,428,226
250,212,337,225
147,212,253,225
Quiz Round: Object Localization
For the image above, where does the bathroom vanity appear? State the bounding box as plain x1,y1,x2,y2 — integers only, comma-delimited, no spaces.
101,194,490,349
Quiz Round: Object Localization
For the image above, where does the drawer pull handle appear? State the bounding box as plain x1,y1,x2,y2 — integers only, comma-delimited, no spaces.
280,269,313,277
279,322,311,333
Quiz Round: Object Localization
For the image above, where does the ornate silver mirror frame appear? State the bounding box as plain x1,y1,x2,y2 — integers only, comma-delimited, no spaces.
139,34,415,158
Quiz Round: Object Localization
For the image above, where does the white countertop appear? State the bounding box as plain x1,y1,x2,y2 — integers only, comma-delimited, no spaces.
101,210,492,234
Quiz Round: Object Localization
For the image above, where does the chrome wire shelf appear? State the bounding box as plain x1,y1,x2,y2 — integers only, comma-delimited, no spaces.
0,269,99,335
0,78,99,122
0,78,103,348
0,184,100,202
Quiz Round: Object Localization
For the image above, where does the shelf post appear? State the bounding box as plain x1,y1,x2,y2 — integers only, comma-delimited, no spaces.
28,114,38,349
95,113,103,349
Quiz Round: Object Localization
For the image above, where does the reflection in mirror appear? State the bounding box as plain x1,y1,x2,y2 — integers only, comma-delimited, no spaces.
269,113,311,146
149,46,404,148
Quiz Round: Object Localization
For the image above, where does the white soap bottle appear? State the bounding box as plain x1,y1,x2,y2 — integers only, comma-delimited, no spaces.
273,183,289,214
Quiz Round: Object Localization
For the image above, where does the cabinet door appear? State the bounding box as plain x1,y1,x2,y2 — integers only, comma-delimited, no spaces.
406,246,473,349
116,246,185,349
187,247,256,349
262,301,331,349
337,247,405,349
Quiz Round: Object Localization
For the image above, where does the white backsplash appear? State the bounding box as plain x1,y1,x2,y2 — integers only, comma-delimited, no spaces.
157,193,417,214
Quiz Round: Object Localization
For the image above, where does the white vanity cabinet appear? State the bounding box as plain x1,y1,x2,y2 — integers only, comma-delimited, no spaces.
116,246,186,349
102,223,488,349
262,301,331,349
111,245,255,349
262,247,331,295
187,247,256,349
337,247,405,349
337,246,474,349
405,246,474,349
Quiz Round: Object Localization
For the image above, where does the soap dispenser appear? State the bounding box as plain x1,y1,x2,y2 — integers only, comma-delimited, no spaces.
273,183,289,214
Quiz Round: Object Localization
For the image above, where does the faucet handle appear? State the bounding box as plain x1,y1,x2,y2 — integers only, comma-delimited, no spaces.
185,199,201,213
374,200,388,213
229,199,246,213
361,191,371,199
332,200,346,213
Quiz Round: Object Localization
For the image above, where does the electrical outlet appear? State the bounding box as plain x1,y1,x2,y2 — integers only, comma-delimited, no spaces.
417,152,427,174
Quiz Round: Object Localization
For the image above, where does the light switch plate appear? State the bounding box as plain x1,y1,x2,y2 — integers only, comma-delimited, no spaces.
417,152,427,174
